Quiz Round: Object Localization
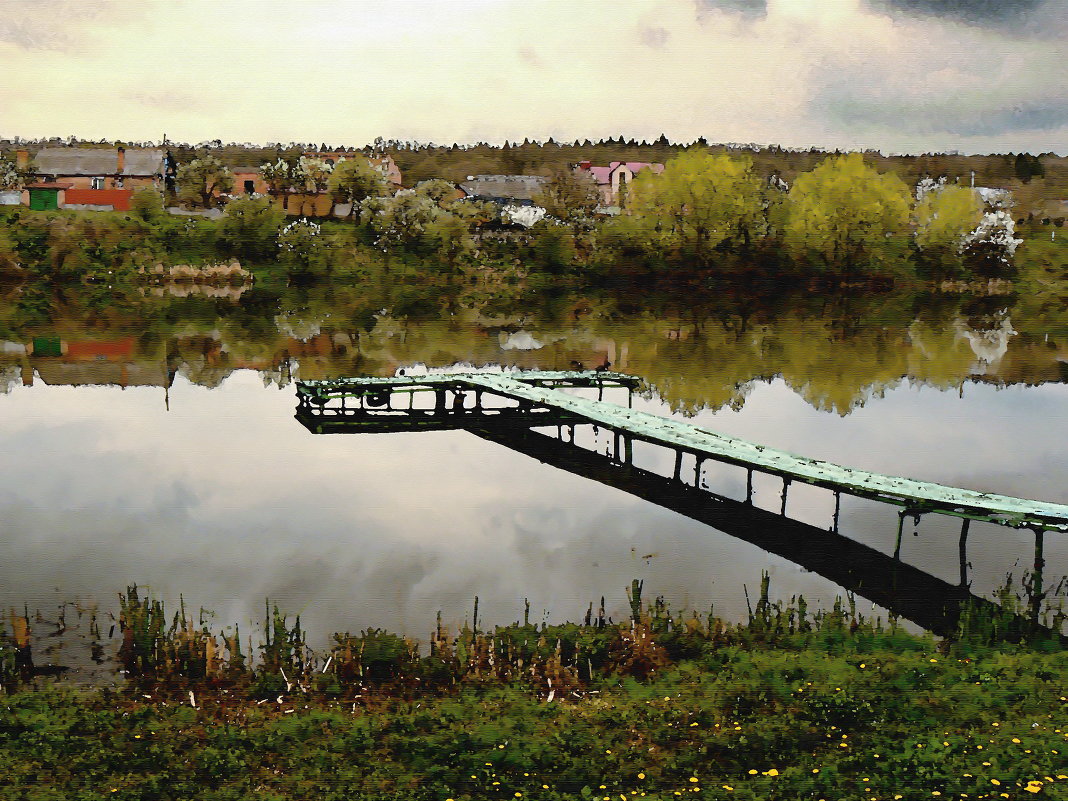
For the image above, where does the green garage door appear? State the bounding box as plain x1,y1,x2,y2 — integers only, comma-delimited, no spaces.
29,189,59,211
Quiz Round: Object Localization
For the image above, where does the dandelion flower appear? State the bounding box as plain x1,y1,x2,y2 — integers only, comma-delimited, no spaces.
748,770,758,775
766,769,779,777
638,773,645,780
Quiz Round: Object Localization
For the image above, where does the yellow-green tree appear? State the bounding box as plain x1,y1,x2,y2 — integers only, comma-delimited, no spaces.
619,151,766,267
783,153,911,275
913,184,983,276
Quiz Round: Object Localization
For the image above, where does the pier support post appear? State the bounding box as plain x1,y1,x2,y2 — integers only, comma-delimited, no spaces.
694,457,704,488
673,450,683,482
746,469,753,505
958,519,970,587
780,477,791,516
1031,528,1045,629
831,491,841,533
894,510,906,560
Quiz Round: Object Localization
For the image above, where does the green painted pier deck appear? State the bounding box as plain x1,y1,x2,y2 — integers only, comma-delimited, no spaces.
296,370,1068,534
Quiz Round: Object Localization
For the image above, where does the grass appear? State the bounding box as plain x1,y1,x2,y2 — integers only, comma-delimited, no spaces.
1,577,1065,799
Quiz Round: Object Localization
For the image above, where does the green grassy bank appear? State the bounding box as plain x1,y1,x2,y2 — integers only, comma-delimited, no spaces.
2,580,1066,800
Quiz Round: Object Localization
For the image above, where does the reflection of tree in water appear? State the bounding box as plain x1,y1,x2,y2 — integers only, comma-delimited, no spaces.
2,276,1066,414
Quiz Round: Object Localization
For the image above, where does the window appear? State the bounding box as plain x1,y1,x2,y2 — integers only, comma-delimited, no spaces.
91,177,105,190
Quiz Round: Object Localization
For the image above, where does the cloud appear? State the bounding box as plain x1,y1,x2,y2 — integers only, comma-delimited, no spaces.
639,25,671,49
870,0,1045,24
0,1,144,52
814,93,1068,138
696,0,767,18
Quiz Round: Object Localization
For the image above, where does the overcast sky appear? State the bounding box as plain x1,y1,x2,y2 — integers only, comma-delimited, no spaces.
1,0,1065,154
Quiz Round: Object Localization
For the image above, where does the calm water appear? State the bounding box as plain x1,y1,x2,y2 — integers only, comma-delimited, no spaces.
2,280,1067,658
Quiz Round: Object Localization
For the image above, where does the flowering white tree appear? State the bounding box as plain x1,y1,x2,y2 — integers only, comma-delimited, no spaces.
295,157,334,193
961,210,1023,273
501,204,546,228
0,158,21,192
259,159,294,193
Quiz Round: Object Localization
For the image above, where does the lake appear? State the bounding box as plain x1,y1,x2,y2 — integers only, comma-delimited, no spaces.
2,279,1066,672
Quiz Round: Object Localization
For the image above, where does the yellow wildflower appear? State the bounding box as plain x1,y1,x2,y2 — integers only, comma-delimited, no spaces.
1012,738,1022,744
766,769,779,777
722,785,734,791
748,770,758,775
689,777,699,783
638,773,645,780
991,779,1001,786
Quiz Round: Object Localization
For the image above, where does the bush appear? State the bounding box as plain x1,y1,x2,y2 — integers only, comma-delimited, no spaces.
129,189,167,224
218,195,286,261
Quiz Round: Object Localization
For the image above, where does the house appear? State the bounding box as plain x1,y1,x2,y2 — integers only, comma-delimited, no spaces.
230,166,269,196
458,175,549,206
574,160,665,205
18,147,170,211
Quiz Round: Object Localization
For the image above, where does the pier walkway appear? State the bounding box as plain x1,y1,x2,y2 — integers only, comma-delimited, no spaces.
296,370,1068,534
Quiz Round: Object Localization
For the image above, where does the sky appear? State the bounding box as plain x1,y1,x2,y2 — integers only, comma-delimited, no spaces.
1,0,1066,154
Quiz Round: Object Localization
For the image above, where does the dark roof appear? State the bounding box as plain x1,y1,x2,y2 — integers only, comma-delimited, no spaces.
34,147,165,177
459,174,549,202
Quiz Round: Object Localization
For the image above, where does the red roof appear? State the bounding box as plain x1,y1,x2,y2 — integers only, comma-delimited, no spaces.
26,182,73,190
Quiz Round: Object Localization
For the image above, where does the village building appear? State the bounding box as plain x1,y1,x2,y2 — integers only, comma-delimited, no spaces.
230,166,270,196
17,147,171,211
458,175,549,206
574,160,665,206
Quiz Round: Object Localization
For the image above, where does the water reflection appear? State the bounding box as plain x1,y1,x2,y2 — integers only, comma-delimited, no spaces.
0,279,1066,652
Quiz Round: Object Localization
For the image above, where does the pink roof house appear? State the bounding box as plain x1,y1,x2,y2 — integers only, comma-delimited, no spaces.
575,160,664,206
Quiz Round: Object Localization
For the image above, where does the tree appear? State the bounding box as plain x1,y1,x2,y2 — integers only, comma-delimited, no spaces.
260,159,296,193
219,195,286,260
532,168,601,230
129,188,167,224
176,155,233,209
0,157,22,192
358,183,490,267
327,158,389,213
1014,152,1044,183
617,151,766,266
913,181,984,275
783,153,912,275
295,156,333,193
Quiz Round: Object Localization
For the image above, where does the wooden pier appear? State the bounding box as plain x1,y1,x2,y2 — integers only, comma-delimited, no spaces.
295,369,1066,638
297,370,1068,533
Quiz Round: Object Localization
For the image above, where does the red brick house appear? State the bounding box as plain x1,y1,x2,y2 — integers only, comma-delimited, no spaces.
21,147,169,211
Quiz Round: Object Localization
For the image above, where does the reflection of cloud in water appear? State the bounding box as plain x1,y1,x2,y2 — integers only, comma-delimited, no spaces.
0,371,1065,646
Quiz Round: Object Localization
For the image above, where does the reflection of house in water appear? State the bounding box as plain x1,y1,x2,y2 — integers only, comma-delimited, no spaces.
24,337,175,391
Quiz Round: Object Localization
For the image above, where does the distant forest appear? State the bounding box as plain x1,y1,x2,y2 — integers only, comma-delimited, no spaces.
4,135,1066,214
